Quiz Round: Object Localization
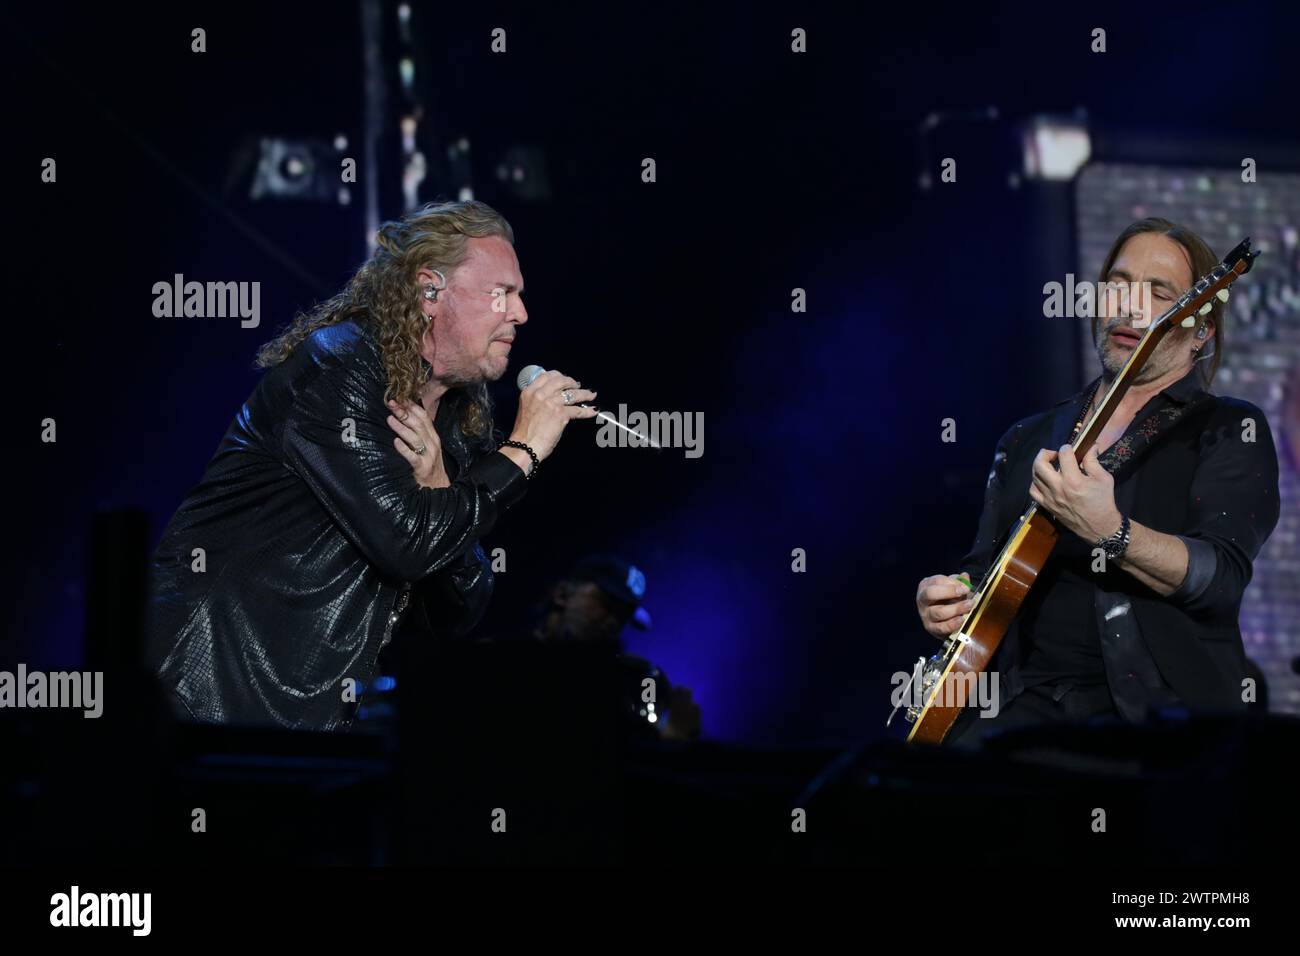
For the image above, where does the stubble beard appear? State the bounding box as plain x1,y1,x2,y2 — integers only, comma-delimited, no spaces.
1096,335,1124,382
438,348,509,388
1097,335,1182,387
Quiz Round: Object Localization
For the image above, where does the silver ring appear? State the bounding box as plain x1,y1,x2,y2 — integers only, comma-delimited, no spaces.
413,443,426,455
562,390,573,405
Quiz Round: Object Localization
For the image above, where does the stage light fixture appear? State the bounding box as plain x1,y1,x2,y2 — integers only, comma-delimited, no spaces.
1022,114,1091,181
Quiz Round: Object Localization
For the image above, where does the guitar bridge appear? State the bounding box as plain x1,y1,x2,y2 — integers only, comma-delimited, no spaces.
886,651,951,727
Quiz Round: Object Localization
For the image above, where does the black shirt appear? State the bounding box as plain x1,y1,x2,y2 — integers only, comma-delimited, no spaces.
1018,527,1108,687
957,368,1280,720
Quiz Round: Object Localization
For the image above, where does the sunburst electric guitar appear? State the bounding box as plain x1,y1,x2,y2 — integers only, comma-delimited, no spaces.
888,237,1260,745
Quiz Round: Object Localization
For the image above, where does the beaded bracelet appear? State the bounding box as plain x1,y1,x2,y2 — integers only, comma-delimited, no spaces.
499,439,539,479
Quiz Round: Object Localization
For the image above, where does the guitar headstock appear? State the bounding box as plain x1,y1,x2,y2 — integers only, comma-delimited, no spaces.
1154,236,1259,332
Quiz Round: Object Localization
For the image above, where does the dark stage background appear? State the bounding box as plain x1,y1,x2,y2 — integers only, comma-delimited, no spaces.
7,0,1299,747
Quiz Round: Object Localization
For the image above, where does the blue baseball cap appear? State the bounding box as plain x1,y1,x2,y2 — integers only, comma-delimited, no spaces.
568,553,652,630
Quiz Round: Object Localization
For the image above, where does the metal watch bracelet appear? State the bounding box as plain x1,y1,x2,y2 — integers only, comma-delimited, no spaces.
1098,513,1131,561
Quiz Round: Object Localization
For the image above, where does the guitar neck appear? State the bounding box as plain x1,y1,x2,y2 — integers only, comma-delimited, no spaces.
1071,322,1172,458
983,322,1171,581
980,239,1255,588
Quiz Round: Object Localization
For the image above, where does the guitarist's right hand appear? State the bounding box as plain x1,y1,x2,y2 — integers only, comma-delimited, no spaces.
916,573,976,638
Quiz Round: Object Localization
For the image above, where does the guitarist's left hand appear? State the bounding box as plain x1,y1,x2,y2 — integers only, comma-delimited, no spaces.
1029,444,1123,543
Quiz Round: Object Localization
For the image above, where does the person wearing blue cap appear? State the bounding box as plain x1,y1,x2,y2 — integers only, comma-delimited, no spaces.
532,554,700,740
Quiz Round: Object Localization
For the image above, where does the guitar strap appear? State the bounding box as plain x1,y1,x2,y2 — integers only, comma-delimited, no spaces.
1095,389,1217,479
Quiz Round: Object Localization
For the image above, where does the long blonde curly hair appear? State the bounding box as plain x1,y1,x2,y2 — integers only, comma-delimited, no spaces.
255,199,515,448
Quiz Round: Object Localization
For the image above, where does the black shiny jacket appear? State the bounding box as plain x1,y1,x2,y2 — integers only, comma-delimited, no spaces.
147,319,527,730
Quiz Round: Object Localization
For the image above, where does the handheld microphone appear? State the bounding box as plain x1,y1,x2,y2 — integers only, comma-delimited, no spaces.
516,364,548,391
516,364,660,449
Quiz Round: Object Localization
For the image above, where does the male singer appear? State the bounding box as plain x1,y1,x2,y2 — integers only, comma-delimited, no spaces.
148,199,596,730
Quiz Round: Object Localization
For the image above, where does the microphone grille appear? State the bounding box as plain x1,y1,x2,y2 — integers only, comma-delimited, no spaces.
516,364,546,391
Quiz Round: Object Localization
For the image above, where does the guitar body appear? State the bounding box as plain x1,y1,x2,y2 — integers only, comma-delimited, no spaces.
905,510,1058,744
890,237,1258,746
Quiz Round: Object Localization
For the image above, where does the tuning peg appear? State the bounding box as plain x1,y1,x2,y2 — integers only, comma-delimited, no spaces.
1181,315,1196,327
1216,289,1230,303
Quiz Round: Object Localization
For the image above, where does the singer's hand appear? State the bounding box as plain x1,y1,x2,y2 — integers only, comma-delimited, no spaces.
387,399,450,489
508,369,598,464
